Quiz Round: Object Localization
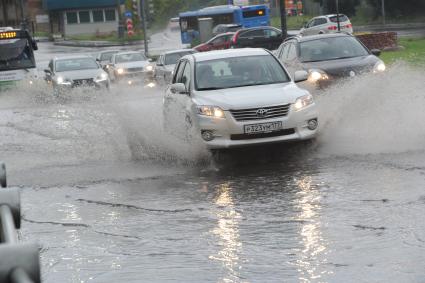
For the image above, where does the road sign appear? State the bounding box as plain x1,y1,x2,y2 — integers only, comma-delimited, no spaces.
124,11,132,18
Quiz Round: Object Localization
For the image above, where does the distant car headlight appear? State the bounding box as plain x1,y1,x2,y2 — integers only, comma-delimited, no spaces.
308,69,329,83
145,65,153,72
117,68,124,75
197,106,225,118
57,76,64,84
293,94,314,111
95,72,108,82
373,60,386,73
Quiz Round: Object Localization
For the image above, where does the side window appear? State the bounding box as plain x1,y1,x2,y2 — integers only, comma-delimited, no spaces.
173,61,186,84
265,29,280,38
240,30,263,38
306,19,314,28
212,36,225,45
313,18,327,26
180,63,191,91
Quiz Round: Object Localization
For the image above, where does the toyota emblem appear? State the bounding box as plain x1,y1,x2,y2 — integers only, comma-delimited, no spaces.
349,71,356,77
256,108,268,117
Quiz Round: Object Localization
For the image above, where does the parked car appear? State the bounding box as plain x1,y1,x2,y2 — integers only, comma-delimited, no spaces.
193,32,235,52
275,33,386,88
154,49,197,84
212,23,242,36
107,51,152,85
300,14,353,36
44,55,110,95
231,26,283,51
95,50,119,68
163,48,318,149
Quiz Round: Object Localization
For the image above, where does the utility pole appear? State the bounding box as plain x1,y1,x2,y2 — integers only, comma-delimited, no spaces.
141,0,148,55
381,0,386,25
279,0,287,39
335,0,340,32
116,0,124,38
19,0,27,29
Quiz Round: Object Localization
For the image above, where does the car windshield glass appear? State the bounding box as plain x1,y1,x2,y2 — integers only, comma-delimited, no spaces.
115,53,147,63
299,36,369,62
164,52,193,65
100,51,117,61
0,38,35,71
55,58,99,72
195,55,290,91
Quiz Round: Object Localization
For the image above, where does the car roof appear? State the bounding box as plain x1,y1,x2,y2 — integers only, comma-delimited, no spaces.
289,32,353,43
190,48,270,62
238,26,281,32
53,55,95,61
115,51,144,55
163,49,195,55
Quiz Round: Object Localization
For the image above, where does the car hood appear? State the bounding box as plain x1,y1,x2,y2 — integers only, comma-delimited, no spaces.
116,61,149,69
56,69,104,80
193,83,308,110
301,55,380,77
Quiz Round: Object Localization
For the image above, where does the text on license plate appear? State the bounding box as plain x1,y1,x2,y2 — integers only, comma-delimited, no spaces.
244,121,283,134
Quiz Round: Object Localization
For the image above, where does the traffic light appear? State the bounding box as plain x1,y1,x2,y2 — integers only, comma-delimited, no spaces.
126,18,134,36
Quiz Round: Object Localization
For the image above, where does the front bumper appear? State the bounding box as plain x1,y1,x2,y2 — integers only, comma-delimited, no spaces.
196,104,318,149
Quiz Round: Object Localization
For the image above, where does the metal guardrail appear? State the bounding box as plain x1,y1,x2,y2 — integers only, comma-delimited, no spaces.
0,162,41,283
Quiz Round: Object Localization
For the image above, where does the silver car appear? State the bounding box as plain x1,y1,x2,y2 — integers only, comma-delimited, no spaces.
300,14,353,36
44,55,110,94
163,49,318,149
107,51,152,85
154,49,196,84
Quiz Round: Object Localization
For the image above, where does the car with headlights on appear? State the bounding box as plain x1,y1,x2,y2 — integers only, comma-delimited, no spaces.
107,51,152,85
275,33,386,89
154,49,196,84
95,50,119,68
163,48,318,149
44,55,109,95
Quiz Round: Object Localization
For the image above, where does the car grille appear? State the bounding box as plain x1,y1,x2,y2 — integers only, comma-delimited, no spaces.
127,67,144,72
230,128,295,140
230,104,290,121
73,78,94,86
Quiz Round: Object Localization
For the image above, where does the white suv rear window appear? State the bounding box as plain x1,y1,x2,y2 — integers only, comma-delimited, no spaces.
329,15,349,22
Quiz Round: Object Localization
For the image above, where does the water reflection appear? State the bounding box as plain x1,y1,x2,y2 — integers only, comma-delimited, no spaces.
209,182,243,283
295,176,329,282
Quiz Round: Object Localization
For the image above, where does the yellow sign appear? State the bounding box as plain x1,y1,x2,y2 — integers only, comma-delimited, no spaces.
0,32,17,39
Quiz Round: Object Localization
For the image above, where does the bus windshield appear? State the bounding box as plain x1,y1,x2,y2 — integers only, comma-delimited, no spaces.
0,37,36,71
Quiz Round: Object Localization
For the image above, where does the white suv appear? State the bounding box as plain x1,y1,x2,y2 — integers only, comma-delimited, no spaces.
300,14,353,36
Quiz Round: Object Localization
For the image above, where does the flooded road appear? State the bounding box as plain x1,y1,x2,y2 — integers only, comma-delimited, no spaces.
1,38,425,282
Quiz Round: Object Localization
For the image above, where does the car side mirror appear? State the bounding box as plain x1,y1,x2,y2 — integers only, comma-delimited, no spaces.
294,70,308,83
95,58,100,62
170,83,187,95
148,58,153,62
44,69,51,74
156,62,163,66
371,49,381,57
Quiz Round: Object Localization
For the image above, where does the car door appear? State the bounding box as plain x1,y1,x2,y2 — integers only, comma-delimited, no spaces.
237,29,263,48
210,35,226,50
280,41,299,76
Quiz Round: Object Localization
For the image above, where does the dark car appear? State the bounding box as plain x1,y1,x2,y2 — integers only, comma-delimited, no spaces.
193,32,235,52
275,33,386,88
212,23,242,36
230,26,283,51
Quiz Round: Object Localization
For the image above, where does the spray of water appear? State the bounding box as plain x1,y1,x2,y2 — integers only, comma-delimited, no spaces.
316,62,425,155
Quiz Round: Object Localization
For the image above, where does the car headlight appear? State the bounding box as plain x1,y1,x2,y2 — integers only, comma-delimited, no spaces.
373,60,386,73
293,94,314,111
145,65,153,72
117,68,124,74
56,76,72,85
308,69,329,83
197,106,225,118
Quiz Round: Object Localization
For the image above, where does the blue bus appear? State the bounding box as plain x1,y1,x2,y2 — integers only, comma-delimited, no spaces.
179,5,270,44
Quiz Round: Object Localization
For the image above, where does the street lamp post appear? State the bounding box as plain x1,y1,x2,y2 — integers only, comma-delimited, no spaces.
116,0,124,38
381,0,386,25
19,0,27,30
279,0,287,40
335,0,341,32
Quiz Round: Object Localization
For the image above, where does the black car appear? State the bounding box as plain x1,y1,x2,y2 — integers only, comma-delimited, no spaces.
275,33,386,88
230,26,283,51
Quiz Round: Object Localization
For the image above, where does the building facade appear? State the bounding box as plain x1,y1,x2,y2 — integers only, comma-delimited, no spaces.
43,0,124,37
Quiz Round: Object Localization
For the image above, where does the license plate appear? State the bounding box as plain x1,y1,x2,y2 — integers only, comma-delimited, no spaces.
244,121,283,134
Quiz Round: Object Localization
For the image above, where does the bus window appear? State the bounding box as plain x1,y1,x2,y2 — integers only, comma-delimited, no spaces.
180,16,198,31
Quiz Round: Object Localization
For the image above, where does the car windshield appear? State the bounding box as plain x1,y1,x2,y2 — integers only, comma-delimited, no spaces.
299,36,369,62
0,38,35,71
115,53,147,63
100,51,117,61
195,55,290,91
55,58,98,72
164,51,193,65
